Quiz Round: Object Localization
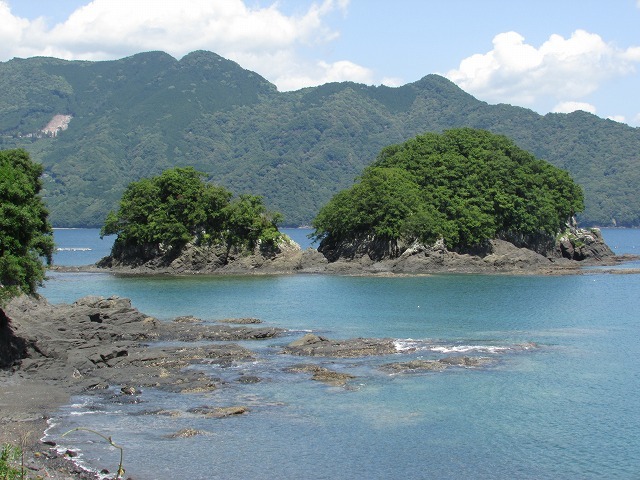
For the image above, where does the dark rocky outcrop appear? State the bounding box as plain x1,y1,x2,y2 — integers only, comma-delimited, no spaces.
282,333,398,357
96,235,329,275
316,233,405,263
555,226,614,260
1,295,281,394
498,222,615,261
314,223,620,275
0,308,27,369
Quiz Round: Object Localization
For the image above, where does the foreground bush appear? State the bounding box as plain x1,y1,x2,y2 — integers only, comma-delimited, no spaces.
0,149,53,304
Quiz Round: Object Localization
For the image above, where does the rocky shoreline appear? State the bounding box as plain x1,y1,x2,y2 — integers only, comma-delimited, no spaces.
1,295,293,479
1,293,541,478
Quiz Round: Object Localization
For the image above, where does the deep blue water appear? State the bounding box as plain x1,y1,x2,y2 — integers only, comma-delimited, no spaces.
42,229,640,479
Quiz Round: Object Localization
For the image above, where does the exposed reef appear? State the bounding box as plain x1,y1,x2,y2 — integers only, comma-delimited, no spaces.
0,294,547,478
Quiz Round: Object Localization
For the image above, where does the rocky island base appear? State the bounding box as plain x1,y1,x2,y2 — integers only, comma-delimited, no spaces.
73,225,639,277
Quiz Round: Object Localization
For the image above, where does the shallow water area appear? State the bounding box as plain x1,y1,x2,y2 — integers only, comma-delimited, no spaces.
41,228,640,479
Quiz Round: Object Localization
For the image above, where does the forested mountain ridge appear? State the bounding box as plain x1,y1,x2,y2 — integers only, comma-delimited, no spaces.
1,50,638,227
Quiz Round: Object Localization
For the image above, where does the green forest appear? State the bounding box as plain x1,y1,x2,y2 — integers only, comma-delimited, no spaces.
312,129,584,251
102,166,282,255
0,50,639,227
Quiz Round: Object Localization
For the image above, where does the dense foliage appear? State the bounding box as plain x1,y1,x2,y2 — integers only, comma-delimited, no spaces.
312,129,584,250
101,167,282,252
0,149,54,303
0,51,638,227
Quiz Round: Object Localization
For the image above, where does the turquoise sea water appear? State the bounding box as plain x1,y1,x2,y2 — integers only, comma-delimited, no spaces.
42,229,640,479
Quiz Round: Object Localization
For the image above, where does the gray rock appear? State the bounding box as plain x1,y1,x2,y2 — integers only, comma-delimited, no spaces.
218,317,262,324
285,363,356,386
381,356,493,373
237,375,261,384
187,405,249,418
438,356,492,367
282,335,397,357
1,295,270,398
173,315,202,323
380,360,447,373
97,235,310,275
120,385,140,395
165,428,207,439
556,227,615,261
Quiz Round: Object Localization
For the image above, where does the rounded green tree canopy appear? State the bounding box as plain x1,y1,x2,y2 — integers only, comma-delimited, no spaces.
101,167,282,253
312,128,584,251
0,149,54,303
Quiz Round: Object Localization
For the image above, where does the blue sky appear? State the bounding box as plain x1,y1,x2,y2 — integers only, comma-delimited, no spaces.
2,0,640,125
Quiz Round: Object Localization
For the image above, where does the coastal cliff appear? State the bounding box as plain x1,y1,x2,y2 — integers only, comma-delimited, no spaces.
313,225,619,275
95,235,328,274
89,224,624,276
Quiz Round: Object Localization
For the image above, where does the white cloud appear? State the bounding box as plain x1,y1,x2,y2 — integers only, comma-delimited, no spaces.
606,115,626,123
446,30,640,107
0,0,362,91
552,101,596,114
380,77,404,88
274,59,373,91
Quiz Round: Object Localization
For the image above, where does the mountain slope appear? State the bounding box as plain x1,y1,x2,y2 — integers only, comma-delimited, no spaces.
1,51,638,227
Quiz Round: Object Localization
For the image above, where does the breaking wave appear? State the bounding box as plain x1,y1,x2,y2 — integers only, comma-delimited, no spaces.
394,339,537,354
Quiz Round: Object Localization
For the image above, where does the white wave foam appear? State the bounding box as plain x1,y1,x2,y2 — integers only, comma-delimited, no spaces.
394,339,422,352
429,345,510,354
69,410,108,416
394,339,536,354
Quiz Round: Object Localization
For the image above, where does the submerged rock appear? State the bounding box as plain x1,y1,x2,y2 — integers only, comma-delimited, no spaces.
381,356,493,373
439,356,492,367
218,317,262,324
187,405,249,418
380,360,447,373
166,428,207,439
173,315,202,323
237,374,262,384
285,363,356,386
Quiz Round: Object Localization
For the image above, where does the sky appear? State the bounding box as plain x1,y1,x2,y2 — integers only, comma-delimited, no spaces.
2,0,640,126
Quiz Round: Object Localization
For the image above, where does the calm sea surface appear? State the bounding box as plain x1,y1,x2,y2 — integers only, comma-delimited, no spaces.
41,229,640,479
